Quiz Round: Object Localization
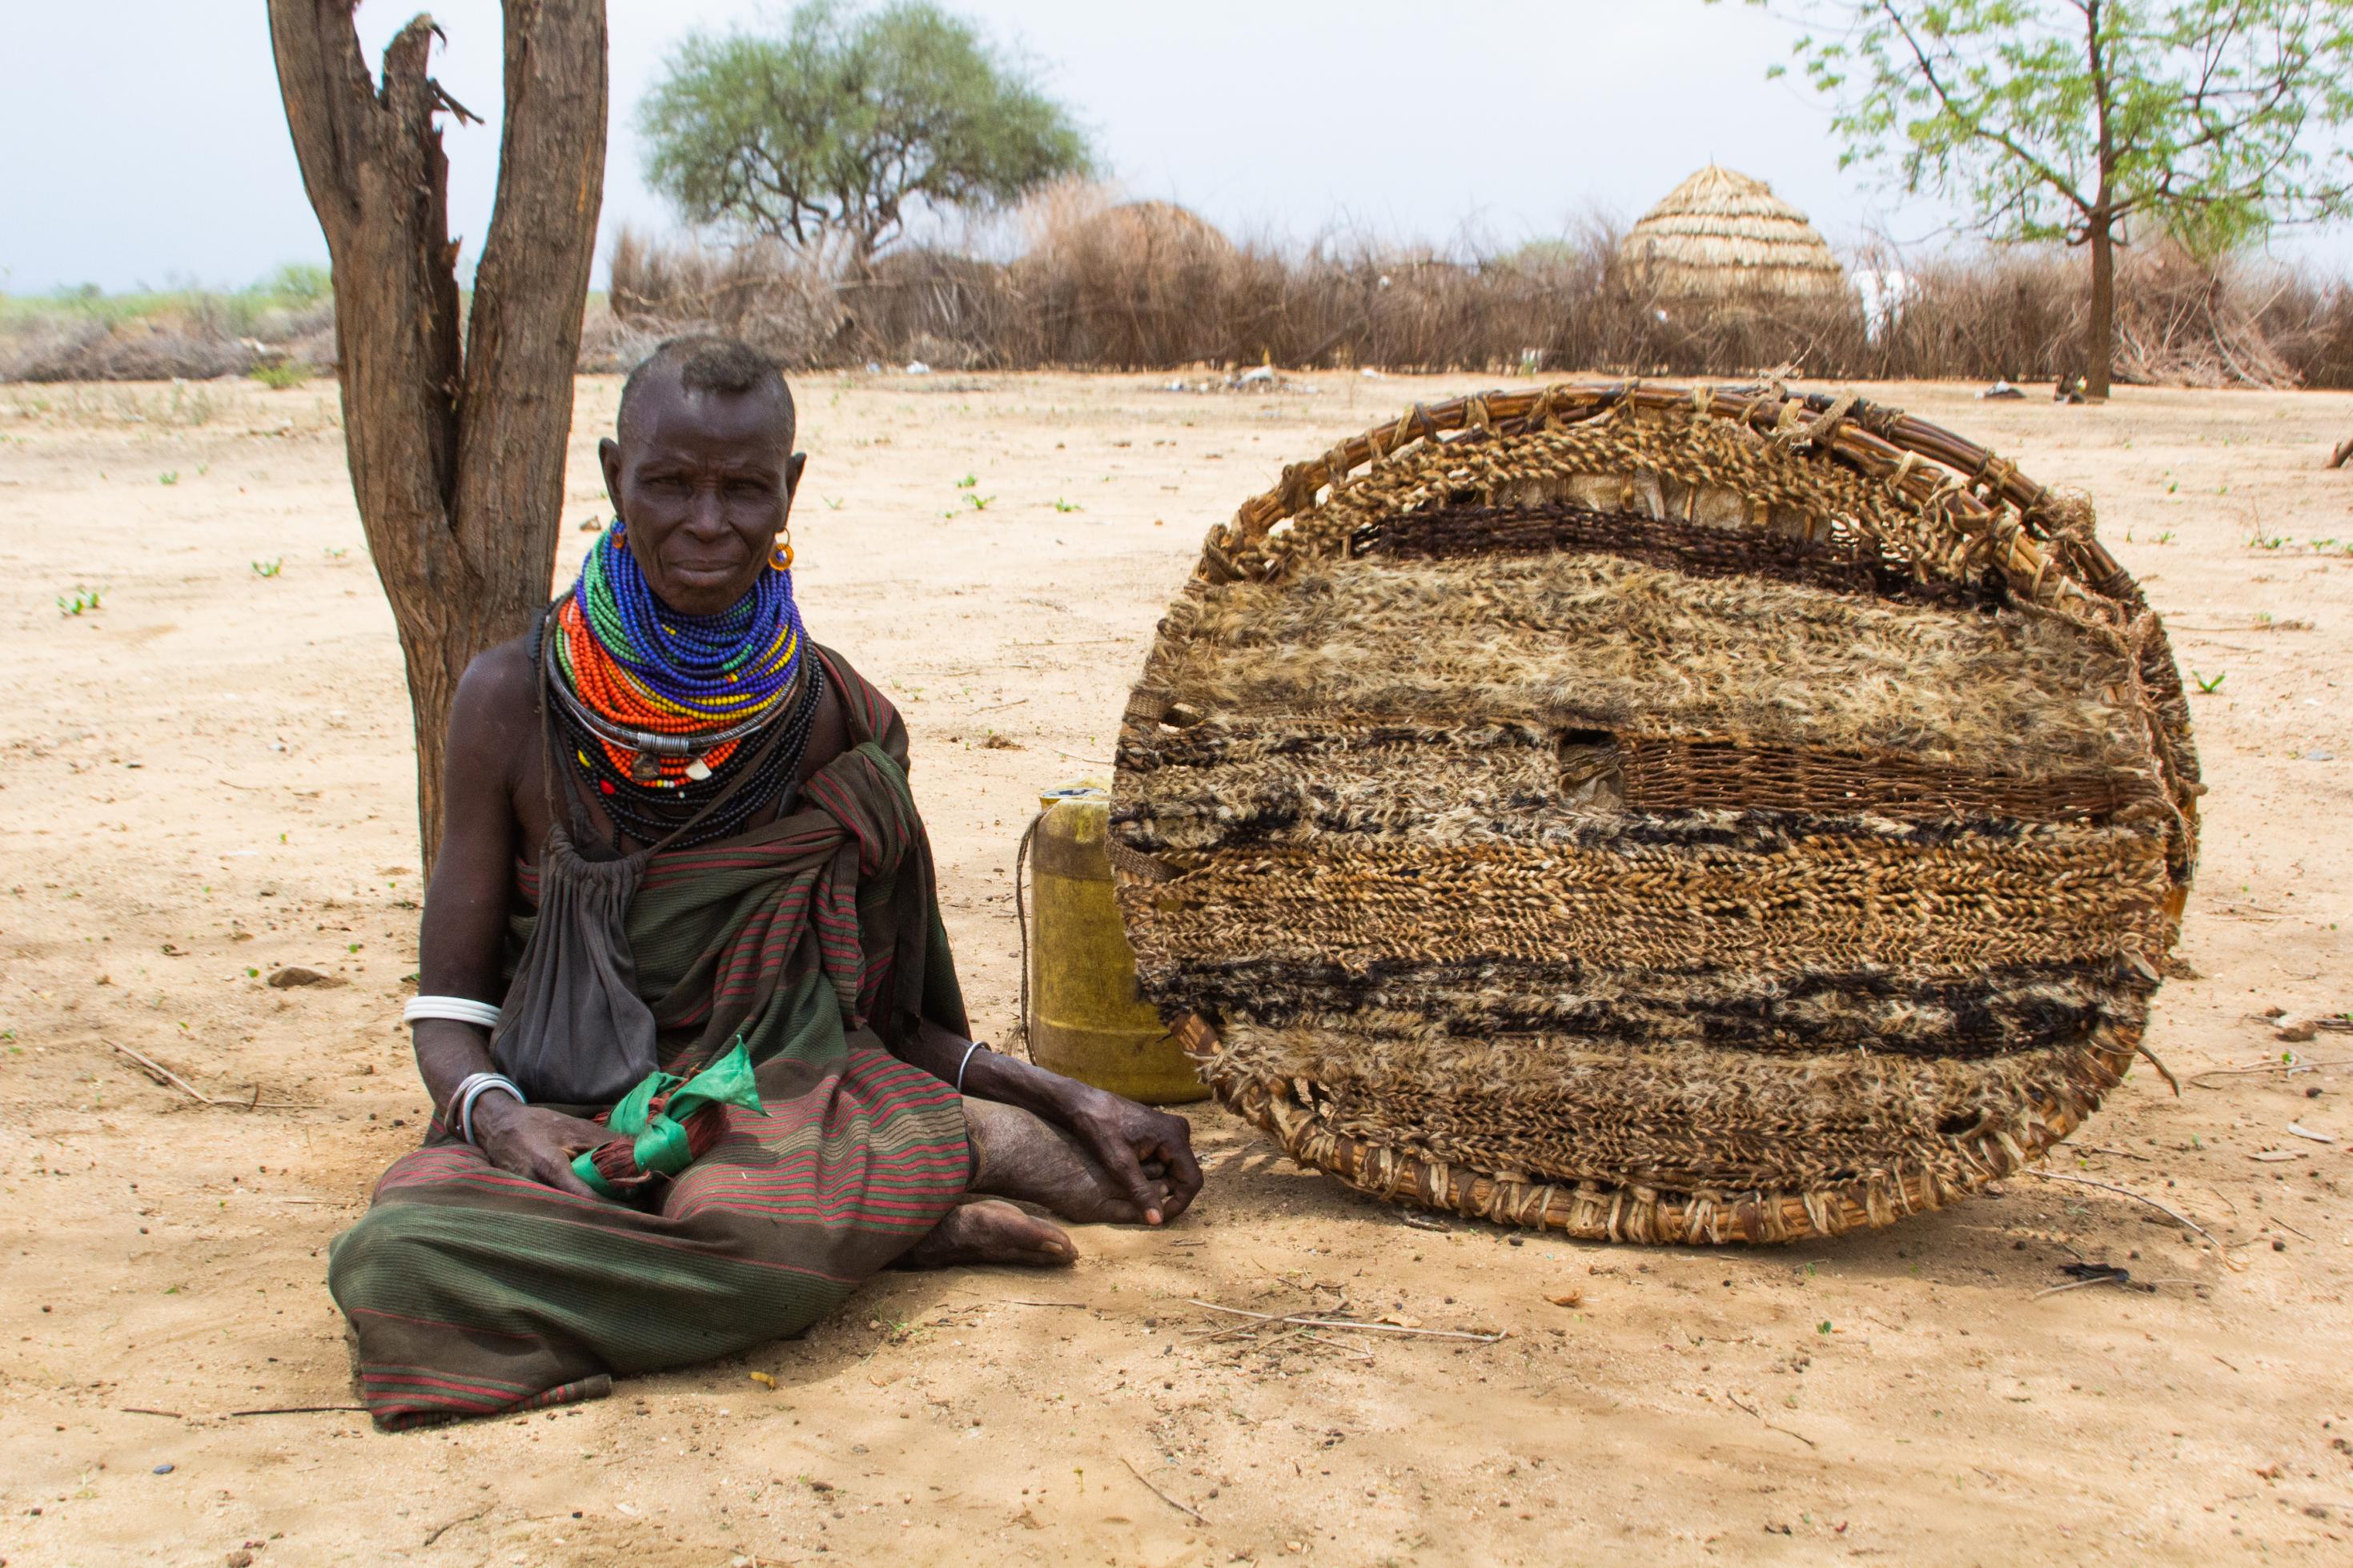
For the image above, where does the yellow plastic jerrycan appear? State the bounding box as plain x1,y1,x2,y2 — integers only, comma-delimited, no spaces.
1024,782,1207,1105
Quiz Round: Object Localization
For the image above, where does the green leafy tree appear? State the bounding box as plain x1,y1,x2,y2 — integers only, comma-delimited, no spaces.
640,0,1092,264
1721,1,2353,395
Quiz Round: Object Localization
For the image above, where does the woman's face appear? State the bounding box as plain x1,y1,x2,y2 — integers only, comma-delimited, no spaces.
598,386,805,617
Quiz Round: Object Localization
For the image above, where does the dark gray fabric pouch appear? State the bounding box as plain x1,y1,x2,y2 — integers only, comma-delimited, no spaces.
491,825,658,1105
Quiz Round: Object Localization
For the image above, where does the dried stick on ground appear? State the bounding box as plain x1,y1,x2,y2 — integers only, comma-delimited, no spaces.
267,0,607,868
108,1041,301,1110
1187,1299,1506,1342
2026,1169,2239,1268
1122,1458,1208,1523
108,1040,213,1104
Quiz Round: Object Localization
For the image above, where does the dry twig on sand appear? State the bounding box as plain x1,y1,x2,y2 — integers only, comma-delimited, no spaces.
2026,1169,2240,1269
1122,1458,1208,1523
2192,1053,2351,1088
1186,1298,1505,1342
1726,1394,1818,1449
108,1040,215,1103
420,1504,491,1547
107,1040,301,1109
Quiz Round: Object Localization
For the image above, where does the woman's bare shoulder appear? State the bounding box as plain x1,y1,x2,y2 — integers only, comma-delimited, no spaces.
447,632,545,792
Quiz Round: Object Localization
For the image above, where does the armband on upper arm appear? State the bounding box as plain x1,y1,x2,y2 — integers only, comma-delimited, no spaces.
403,995,503,1029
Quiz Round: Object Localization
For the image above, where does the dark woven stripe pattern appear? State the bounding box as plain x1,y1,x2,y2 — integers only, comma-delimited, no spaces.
1149,953,2154,1060
1355,499,2010,613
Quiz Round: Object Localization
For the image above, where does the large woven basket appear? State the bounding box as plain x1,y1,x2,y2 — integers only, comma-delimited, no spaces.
1110,382,2198,1243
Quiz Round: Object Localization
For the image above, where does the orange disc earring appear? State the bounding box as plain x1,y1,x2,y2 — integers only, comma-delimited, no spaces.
771,534,794,571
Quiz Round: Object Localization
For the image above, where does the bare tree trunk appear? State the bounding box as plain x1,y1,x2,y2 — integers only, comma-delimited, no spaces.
267,2,608,870
2086,211,2116,400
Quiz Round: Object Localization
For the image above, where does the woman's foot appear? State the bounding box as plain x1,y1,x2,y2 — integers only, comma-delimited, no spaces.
896,1197,1077,1269
963,1098,1174,1224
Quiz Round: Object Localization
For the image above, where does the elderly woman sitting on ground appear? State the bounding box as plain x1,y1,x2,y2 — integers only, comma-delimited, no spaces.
328,337,1201,1429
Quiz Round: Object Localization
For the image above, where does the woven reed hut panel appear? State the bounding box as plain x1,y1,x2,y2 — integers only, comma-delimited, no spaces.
1111,383,2199,1244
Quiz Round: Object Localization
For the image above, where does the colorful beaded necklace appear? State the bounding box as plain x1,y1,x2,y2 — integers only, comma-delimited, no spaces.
549,523,821,848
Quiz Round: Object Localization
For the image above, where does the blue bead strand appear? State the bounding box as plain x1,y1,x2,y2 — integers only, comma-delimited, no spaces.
578,527,804,715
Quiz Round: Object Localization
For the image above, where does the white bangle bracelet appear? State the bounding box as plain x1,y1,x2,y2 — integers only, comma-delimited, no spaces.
955,1041,989,1095
404,995,504,1030
452,1072,526,1144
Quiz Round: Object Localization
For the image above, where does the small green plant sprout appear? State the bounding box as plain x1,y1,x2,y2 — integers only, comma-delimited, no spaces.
1053,497,1083,513
2192,669,2226,693
955,472,978,489
249,361,311,391
821,495,844,510
961,492,995,511
159,471,179,486
2248,532,2287,551
2153,531,2174,545
251,558,283,579
1817,1320,1833,1335
323,546,347,559
56,586,103,616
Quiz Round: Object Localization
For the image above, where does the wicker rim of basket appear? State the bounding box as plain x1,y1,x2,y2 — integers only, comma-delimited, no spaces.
1127,379,2185,1244
1213,379,2138,612
1168,1014,2140,1245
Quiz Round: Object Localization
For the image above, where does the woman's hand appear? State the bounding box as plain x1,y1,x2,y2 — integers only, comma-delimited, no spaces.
1060,1087,1203,1225
471,1097,612,1199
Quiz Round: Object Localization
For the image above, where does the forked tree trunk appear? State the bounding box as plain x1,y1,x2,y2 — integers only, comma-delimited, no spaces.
2086,214,2116,400
267,1,608,870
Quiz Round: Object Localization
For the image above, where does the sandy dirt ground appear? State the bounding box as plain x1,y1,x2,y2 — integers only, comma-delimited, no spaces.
1,369,2351,1567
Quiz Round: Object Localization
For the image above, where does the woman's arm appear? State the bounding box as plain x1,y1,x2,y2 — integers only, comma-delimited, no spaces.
900,1016,1203,1224
413,644,604,1197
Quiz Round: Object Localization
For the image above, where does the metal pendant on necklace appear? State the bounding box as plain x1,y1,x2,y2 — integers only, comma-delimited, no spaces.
629,750,663,784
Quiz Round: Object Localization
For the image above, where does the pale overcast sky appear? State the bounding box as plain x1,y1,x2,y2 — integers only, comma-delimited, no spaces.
5,0,2348,293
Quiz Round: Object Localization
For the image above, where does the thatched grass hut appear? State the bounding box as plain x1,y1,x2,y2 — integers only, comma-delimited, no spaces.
1611,165,1849,302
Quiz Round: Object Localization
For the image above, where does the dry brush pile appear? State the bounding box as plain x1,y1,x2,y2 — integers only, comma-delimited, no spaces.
604,209,2353,390
10,209,2353,389
0,271,337,384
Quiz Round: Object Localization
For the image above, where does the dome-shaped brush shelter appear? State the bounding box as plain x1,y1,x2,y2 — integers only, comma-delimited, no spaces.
1612,166,1850,302
1022,198,1243,367
1110,383,2198,1244
1075,200,1239,261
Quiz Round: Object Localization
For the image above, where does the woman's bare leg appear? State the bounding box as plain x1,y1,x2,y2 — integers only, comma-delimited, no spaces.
896,1198,1077,1269
892,1098,1178,1270
960,1097,1174,1223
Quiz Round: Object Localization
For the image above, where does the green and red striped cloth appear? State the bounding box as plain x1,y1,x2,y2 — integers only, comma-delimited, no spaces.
328,650,973,1429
